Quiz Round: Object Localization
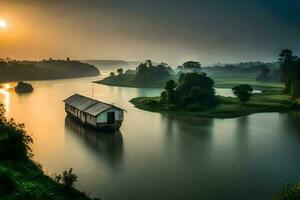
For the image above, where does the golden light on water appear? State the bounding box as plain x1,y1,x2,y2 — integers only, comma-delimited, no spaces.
3,84,11,89
0,87,10,113
0,83,13,113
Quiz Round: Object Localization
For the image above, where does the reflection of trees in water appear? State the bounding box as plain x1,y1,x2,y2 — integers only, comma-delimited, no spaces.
161,113,214,158
282,112,300,133
235,116,250,160
162,113,214,139
65,116,124,170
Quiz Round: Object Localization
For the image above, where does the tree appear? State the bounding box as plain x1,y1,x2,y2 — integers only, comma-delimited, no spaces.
232,84,253,102
135,60,174,85
117,68,123,75
53,168,78,188
160,91,167,104
110,72,115,76
177,61,202,73
66,57,70,62
161,73,218,108
176,73,215,103
165,80,177,104
279,49,298,93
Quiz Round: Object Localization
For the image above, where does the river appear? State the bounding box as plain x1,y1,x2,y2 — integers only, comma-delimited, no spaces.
0,76,300,200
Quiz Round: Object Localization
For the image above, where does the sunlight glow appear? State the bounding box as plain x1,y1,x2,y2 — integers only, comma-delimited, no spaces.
0,20,7,28
0,89,10,112
4,84,11,90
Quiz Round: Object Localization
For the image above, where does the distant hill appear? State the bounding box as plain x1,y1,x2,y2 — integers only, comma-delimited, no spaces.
0,59,100,82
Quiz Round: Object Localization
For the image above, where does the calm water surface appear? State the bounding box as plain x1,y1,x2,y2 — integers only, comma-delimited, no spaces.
0,77,300,200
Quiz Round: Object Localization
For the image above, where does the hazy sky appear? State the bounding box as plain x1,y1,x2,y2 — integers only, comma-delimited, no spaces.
0,0,299,64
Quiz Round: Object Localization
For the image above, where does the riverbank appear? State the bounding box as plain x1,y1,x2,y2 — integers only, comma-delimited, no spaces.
97,76,284,92
95,74,172,88
130,92,297,118
214,78,284,92
0,105,97,200
0,160,95,199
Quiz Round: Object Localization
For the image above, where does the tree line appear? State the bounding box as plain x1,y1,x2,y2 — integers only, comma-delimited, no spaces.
0,58,100,82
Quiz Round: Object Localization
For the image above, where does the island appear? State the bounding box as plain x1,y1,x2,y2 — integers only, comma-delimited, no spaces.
0,58,100,82
15,81,33,93
130,50,300,119
96,60,176,88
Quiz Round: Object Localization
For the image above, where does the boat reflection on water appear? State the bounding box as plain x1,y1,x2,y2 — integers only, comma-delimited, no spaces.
64,116,124,170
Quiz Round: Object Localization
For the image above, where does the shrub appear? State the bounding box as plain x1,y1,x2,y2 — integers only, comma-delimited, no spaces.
53,168,78,188
0,104,33,160
232,84,253,102
145,100,159,107
273,183,300,200
159,91,167,104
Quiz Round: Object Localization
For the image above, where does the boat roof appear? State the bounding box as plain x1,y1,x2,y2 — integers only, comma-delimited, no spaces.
63,94,125,116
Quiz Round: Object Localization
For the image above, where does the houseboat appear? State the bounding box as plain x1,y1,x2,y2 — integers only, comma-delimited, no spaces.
63,94,125,131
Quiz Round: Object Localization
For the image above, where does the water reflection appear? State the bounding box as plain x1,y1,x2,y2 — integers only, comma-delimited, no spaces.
64,116,124,170
0,88,10,112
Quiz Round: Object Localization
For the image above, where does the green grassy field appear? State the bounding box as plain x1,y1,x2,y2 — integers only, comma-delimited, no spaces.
214,78,284,92
97,74,285,92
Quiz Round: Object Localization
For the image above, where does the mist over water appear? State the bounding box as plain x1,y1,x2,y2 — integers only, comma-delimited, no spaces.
0,77,300,200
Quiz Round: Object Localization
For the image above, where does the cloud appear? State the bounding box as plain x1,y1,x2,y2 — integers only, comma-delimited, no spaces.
1,0,300,64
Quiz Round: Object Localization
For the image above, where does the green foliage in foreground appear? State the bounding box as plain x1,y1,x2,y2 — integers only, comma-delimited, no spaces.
0,104,97,200
272,182,300,200
130,92,297,118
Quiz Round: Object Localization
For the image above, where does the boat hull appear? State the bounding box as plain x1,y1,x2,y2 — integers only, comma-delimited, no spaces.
65,111,123,131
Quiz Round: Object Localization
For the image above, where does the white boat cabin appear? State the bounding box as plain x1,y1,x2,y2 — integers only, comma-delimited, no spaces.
63,94,125,130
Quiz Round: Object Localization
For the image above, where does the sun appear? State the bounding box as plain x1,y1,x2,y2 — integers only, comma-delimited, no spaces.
0,20,7,28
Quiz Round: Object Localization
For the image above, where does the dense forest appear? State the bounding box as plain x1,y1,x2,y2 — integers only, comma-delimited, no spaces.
96,60,176,87
202,62,280,81
0,59,100,82
130,49,300,118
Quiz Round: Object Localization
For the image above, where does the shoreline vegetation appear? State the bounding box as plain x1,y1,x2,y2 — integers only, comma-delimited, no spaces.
130,92,297,119
0,104,97,200
0,58,100,83
95,60,176,88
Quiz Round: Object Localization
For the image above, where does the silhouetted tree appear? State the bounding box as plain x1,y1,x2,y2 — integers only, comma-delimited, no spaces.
165,80,177,104
135,60,174,84
160,91,167,104
232,84,253,102
110,72,115,76
279,49,298,93
53,168,78,188
177,61,202,73
66,57,70,62
117,68,123,75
